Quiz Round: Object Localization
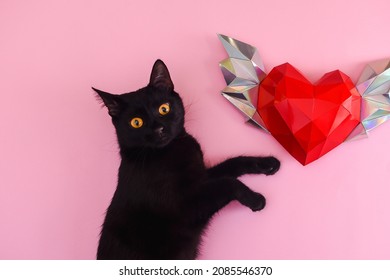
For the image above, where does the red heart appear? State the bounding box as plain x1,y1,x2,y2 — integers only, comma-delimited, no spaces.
258,63,361,165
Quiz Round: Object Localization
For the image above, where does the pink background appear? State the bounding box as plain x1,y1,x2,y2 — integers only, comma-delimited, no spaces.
1,0,390,259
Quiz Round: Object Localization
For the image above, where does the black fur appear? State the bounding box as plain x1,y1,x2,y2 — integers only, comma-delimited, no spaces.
93,60,280,259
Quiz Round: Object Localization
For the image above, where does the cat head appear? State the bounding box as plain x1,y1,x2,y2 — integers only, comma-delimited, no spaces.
93,60,185,151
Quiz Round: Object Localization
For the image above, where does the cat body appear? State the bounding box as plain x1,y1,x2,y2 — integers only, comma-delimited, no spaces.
94,60,280,259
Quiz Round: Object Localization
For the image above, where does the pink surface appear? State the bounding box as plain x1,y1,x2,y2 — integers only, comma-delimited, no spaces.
0,0,389,259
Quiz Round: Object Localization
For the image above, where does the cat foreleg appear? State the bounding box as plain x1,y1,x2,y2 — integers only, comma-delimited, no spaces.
207,156,280,179
188,178,266,223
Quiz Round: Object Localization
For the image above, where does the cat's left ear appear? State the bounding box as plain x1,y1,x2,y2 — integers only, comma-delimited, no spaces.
149,59,174,92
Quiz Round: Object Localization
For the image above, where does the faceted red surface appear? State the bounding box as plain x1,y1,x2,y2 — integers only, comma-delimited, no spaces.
258,63,361,165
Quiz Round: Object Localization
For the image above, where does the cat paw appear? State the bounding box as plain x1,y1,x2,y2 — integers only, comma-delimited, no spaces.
253,156,280,176
238,191,266,212
249,192,266,212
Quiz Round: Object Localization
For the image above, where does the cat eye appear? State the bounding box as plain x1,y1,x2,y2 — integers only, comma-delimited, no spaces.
159,103,170,116
130,117,143,128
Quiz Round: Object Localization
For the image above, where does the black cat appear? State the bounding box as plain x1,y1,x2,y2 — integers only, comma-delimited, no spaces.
93,60,280,260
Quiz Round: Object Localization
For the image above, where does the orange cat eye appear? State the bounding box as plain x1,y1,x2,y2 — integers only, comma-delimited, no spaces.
159,103,170,115
130,117,143,128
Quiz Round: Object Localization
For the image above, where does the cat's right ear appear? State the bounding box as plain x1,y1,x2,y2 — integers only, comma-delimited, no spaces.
149,59,174,92
92,87,123,117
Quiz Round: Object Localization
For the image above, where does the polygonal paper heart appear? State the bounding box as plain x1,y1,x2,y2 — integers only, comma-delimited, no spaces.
217,34,389,165
258,63,361,165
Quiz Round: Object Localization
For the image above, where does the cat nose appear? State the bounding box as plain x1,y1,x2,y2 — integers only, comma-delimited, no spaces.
154,126,165,136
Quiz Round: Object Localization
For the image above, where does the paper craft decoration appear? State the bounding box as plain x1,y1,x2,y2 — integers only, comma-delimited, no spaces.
219,34,267,130
258,63,361,165
218,34,390,165
354,60,390,138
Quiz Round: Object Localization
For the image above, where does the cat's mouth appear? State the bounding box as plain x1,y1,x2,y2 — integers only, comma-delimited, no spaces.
144,130,170,148
155,134,172,147
143,130,173,148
